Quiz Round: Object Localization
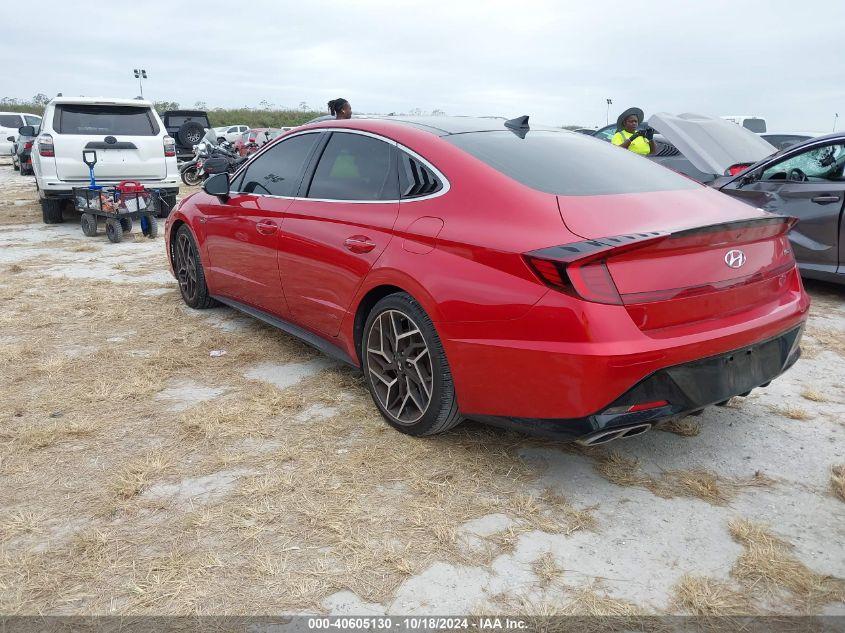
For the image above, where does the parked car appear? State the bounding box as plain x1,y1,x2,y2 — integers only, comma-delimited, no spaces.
30,96,180,223
640,113,844,284
1,112,41,155
721,115,767,133
760,132,820,151
161,110,210,160
213,125,249,143
166,116,807,443
233,128,271,156
9,125,39,175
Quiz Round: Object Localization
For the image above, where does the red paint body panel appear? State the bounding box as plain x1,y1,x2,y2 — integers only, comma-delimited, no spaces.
165,118,810,425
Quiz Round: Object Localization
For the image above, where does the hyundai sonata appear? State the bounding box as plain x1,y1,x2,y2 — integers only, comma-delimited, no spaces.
165,116,809,445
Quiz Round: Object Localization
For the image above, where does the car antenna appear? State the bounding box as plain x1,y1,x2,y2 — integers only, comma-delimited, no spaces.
504,115,530,138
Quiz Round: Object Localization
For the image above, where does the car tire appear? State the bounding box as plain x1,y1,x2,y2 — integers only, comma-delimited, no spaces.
105,218,123,243
141,214,158,239
80,213,98,237
361,293,462,436
156,193,177,218
173,224,217,309
41,198,64,224
119,217,132,233
176,121,205,149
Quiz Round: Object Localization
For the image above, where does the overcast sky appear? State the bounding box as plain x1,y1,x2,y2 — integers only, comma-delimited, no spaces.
3,0,843,131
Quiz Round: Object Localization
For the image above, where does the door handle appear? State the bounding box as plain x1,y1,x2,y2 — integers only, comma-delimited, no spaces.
811,195,841,204
256,220,277,235
344,235,376,253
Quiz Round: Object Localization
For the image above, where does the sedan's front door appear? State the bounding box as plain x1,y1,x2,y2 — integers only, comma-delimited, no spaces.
202,132,322,316
278,131,399,337
721,142,845,277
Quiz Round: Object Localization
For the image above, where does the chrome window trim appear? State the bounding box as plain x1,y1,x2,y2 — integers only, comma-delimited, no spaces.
231,127,450,204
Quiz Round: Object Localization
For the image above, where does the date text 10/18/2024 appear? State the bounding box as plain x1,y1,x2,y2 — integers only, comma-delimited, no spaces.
307,617,529,630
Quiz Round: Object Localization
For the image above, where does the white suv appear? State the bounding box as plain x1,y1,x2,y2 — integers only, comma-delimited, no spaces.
30,97,180,224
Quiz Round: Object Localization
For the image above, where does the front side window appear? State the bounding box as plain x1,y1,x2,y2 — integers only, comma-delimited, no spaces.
761,144,845,182
446,130,698,196
239,133,319,196
307,132,396,201
54,105,158,135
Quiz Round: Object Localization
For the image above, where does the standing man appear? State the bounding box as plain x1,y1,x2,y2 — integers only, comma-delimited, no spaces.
611,107,655,156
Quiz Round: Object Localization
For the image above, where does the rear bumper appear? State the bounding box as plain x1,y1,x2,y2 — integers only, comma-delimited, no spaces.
439,266,809,419
473,325,803,441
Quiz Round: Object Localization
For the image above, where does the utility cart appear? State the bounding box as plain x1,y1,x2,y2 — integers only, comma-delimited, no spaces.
71,150,168,243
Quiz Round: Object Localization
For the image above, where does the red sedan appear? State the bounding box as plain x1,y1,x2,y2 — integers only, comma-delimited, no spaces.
165,116,808,445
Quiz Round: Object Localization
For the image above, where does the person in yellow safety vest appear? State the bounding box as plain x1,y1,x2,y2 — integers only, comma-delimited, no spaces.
611,107,655,156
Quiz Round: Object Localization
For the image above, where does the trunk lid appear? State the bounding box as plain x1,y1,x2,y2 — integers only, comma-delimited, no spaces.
647,112,776,177
550,191,798,330
53,103,167,181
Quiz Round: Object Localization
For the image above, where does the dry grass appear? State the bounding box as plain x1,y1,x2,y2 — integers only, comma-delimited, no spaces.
800,389,828,403
655,417,701,437
831,465,845,502
770,405,813,421
588,451,772,506
728,519,845,612
532,552,564,587
670,574,755,616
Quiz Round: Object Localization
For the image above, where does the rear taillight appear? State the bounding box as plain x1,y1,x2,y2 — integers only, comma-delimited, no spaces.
525,233,666,305
726,163,751,176
24,141,33,150
38,134,54,157
163,135,176,157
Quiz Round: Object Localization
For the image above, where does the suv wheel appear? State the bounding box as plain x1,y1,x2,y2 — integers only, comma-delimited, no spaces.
177,121,205,148
362,293,462,436
41,199,64,224
174,225,217,309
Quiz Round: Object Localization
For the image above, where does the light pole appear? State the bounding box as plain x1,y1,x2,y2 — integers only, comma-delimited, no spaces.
606,98,613,126
834,113,839,133
133,69,148,99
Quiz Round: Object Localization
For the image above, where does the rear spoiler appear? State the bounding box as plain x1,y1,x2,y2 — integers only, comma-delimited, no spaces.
528,215,796,264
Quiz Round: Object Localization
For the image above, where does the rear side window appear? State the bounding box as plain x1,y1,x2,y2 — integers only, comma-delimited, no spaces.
743,119,766,133
307,132,396,201
0,115,22,128
54,105,159,135
399,152,443,198
239,133,319,196
24,115,41,127
445,130,699,196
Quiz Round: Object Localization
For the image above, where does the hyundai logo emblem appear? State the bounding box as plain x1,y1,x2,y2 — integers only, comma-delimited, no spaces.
724,249,747,269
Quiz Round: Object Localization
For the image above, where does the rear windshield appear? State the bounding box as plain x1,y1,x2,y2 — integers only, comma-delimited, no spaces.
445,130,698,196
0,114,21,128
54,105,159,135
165,114,209,127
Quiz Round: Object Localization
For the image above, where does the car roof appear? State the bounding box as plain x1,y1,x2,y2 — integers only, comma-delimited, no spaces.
49,96,155,107
305,115,566,137
162,110,208,117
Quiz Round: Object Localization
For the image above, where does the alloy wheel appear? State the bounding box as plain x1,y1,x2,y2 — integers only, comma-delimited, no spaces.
175,232,198,300
366,309,434,424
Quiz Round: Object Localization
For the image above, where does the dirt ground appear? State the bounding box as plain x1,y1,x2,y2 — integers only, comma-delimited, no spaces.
0,157,843,617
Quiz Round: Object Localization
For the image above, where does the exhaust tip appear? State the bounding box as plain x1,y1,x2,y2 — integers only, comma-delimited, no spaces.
576,423,653,447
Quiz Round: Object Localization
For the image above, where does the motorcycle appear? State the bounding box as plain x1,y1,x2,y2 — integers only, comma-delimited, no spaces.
180,142,208,186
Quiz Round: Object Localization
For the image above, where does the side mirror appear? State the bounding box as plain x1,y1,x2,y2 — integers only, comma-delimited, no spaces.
6,136,13,142
203,172,230,199
18,126,36,136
